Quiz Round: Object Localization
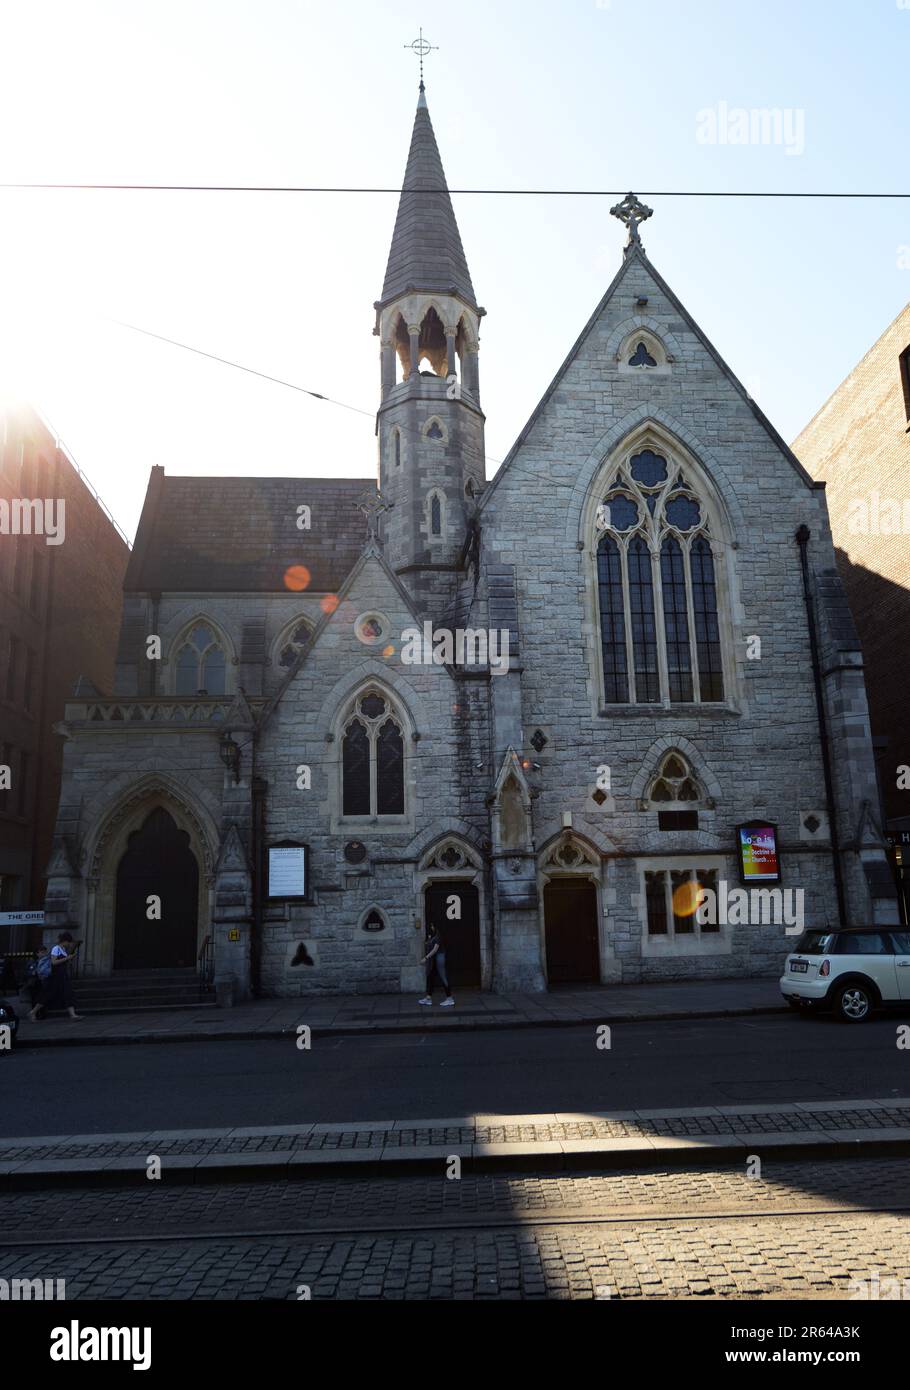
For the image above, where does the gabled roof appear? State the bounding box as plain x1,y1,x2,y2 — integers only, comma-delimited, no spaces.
124,469,374,593
379,86,476,310
481,246,820,510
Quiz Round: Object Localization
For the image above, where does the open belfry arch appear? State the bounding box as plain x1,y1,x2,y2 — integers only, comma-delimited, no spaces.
43,47,896,1002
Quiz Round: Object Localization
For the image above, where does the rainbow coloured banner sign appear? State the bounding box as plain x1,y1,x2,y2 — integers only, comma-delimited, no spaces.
736,821,781,884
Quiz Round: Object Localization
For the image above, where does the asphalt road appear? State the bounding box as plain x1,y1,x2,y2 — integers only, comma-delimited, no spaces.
4,1012,909,1137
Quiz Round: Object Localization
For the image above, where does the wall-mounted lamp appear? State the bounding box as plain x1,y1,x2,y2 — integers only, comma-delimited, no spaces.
219,731,241,783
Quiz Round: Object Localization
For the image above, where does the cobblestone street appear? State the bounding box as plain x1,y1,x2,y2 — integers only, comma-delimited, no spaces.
3,1158,910,1299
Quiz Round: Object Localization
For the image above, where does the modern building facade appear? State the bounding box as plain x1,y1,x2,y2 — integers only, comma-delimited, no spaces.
43,84,897,997
0,404,129,952
793,302,910,922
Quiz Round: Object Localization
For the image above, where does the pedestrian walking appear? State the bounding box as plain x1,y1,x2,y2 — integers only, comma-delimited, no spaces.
418,921,454,1007
34,932,83,1021
25,945,52,1019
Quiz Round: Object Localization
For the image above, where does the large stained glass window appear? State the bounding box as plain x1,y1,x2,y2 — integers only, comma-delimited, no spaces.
594,446,726,705
341,690,406,817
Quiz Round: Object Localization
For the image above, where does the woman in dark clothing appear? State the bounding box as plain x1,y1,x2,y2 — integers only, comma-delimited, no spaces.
417,923,454,1007
38,932,83,1020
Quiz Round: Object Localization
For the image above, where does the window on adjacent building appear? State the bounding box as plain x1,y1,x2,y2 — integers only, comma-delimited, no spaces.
341,689,405,817
22,647,33,712
29,551,43,613
596,446,725,704
645,868,719,938
12,542,29,599
5,634,18,703
900,346,910,423
17,750,28,816
0,742,11,813
175,624,227,695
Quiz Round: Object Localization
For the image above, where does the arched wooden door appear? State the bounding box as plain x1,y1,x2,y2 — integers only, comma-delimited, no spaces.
114,807,199,969
544,878,600,984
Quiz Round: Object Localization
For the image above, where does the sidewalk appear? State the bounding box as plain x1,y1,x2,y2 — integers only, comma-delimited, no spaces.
2,1098,909,1190
15,976,786,1048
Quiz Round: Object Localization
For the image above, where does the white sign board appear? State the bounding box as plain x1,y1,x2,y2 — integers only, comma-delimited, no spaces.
268,846,307,899
0,909,45,926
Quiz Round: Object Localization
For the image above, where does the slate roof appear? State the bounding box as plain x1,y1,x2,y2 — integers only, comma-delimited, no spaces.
379,88,476,309
124,470,374,592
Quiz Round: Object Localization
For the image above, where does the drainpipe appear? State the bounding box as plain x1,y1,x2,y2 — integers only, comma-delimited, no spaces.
250,764,267,999
795,525,847,928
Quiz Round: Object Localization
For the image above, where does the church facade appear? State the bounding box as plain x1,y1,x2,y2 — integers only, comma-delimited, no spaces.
43,85,897,997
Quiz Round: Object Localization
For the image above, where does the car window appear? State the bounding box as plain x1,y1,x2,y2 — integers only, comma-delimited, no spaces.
889,932,910,955
835,932,891,955
791,931,835,955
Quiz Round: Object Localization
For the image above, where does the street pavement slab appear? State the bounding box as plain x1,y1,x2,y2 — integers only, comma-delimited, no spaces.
1,1095,909,1191
14,977,786,1048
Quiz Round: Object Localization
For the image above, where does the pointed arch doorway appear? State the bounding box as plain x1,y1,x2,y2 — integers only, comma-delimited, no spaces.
424,882,481,988
114,807,199,969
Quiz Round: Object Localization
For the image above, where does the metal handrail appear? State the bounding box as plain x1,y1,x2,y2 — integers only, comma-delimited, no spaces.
197,935,215,999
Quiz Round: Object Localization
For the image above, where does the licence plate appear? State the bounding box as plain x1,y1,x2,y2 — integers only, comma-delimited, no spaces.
790,960,808,973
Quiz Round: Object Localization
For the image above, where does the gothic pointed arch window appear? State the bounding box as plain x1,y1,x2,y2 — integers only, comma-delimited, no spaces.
174,623,227,696
341,689,406,818
594,442,726,705
427,488,445,540
276,618,313,671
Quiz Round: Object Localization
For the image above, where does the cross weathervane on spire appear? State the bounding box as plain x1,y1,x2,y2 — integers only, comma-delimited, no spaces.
610,192,654,253
357,489,393,542
404,27,438,89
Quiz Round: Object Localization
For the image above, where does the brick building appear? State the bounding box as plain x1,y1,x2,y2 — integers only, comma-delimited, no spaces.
44,83,897,998
793,302,910,921
0,404,129,951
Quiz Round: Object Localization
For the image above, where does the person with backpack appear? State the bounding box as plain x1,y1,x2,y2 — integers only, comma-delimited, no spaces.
417,920,454,1007
33,933,83,1021
26,945,52,1019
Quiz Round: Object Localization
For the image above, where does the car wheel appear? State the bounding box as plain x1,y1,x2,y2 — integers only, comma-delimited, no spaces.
835,983,873,1023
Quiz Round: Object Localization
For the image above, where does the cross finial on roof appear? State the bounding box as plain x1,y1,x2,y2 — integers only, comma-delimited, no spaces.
610,192,654,253
404,27,438,91
357,489,393,541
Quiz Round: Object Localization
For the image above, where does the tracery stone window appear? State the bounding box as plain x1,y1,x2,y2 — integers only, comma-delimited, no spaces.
175,624,226,696
595,445,725,705
646,751,702,804
341,690,405,817
277,619,313,670
629,340,657,367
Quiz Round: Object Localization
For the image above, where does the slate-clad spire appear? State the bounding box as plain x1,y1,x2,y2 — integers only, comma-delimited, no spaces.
380,86,476,309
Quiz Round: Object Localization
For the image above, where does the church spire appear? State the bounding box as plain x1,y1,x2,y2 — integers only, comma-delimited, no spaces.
379,87,476,310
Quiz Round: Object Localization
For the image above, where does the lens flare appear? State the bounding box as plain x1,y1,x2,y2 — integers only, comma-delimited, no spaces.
284,565,311,592
320,593,340,615
672,878,704,918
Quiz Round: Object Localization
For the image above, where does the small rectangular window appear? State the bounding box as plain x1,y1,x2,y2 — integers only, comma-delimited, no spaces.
658,810,699,831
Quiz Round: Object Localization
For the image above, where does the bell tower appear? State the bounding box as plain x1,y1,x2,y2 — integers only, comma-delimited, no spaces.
374,80,486,614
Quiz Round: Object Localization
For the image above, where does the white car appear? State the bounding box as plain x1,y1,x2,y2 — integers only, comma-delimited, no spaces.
781,927,910,1023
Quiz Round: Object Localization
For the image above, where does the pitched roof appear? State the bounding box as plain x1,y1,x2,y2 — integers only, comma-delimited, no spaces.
124,469,374,592
379,87,476,309
481,246,820,509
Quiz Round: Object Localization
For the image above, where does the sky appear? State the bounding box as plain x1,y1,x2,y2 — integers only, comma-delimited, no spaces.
0,0,908,542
